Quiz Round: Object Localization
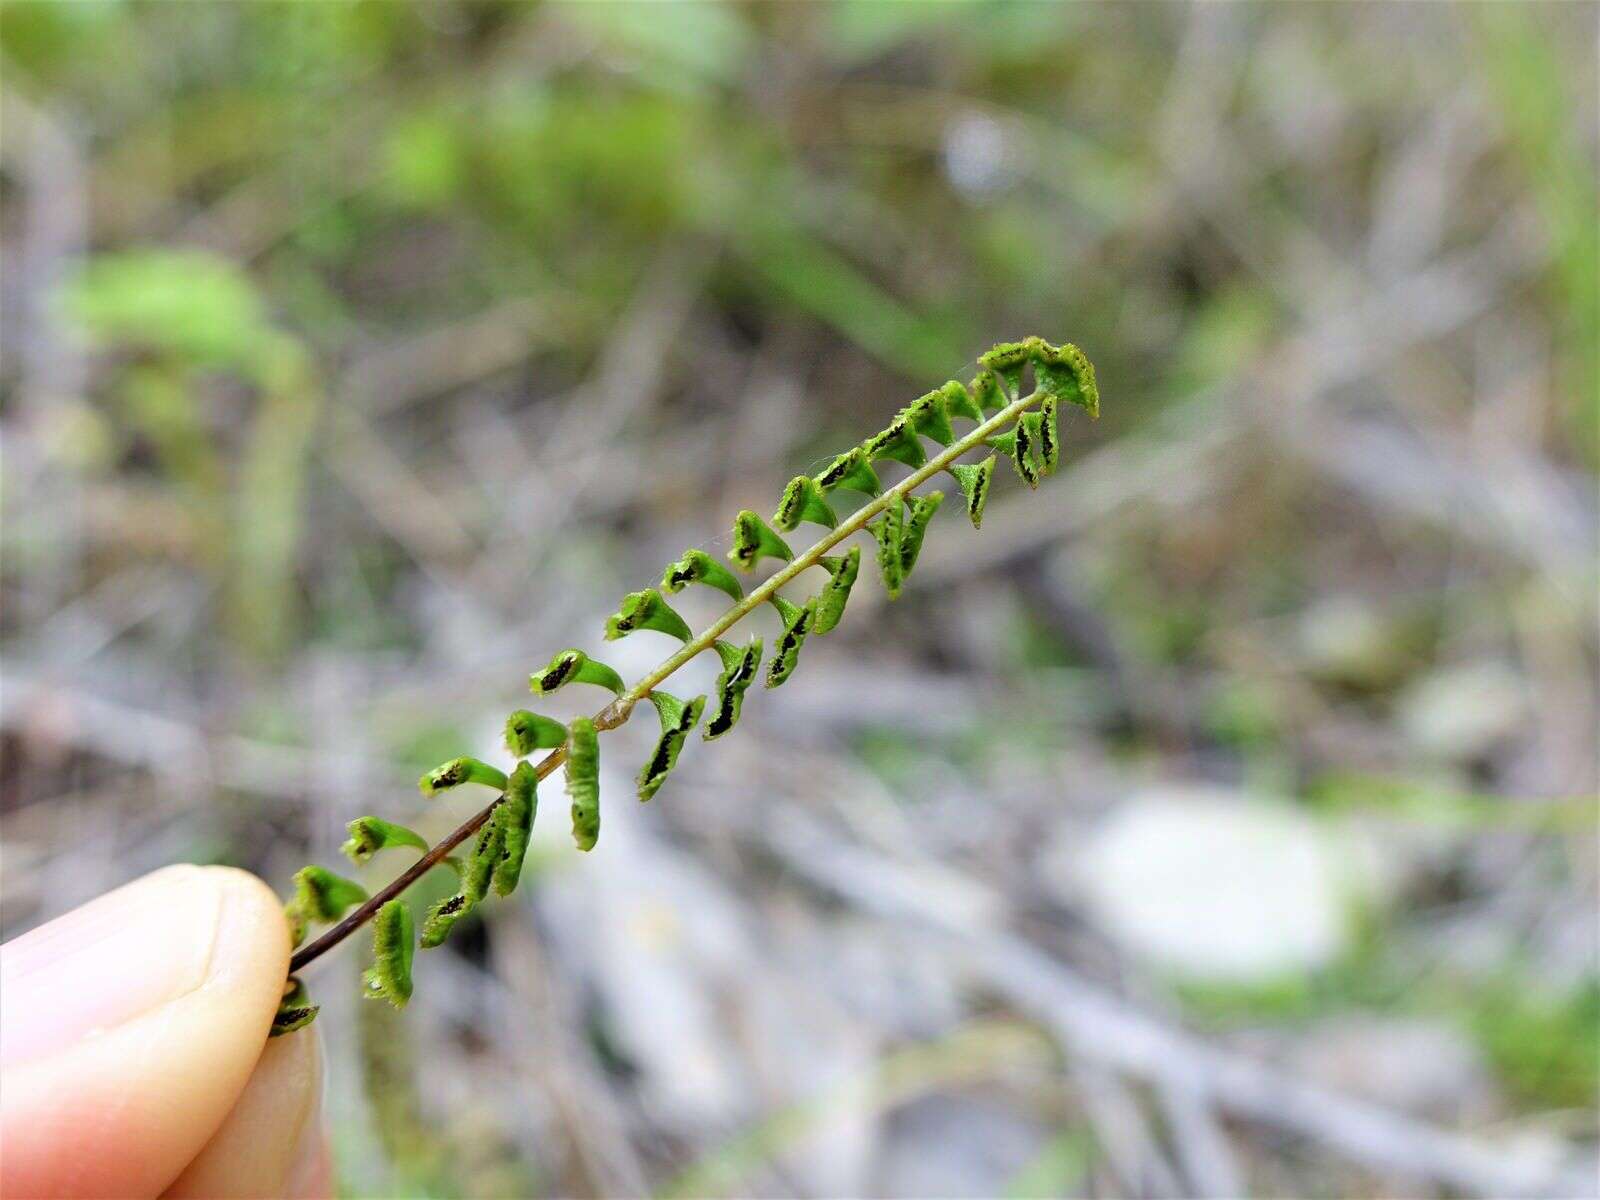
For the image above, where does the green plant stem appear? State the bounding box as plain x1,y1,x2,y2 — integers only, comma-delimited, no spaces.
602,388,1040,724
289,389,1040,974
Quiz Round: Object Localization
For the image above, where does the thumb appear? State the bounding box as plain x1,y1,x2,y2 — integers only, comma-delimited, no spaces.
1,865,291,1199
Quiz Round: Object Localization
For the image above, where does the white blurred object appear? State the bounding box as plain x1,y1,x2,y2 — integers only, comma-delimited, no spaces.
1057,787,1377,981
1397,660,1527,761
1296,594,1399,687
942,111,1014,198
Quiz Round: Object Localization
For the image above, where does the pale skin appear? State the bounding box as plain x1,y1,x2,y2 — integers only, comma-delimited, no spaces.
0,865,333,1199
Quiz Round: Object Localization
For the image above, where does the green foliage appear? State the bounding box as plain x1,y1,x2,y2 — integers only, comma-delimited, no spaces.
869,497,907,599
812,547,861,636
558,0,754,88
283,338,1095,1024
459,808,502,904
60,248,320,662
478,91,697,240
493,763,538,896
706,638,763,740
903,390,956,446
991,423,1040,488
504,710,568,758
1471,978,1600,1110
939,380,985,424
899,492,945,577
63,250,276,370
420,800,504,949
1037,397,1060,474
343,817,429,866
639,691,706,801
766,596,818,689
285,866,368,948
663,549,745,601
271,976,319,1038
774,476,839,532
1475,4,1598,461
729,510,793,572
529,649,626,697
967,368,1002,412
604,588,693,643
1029,337,1099,418
419,892,472,951
1005,1130,1094,1199
948,454,997,528
566,717,601,851
864,412,927,469
380,109,464,211
817,447,882,497
418,756,508,798
362,900,415,1010
738,222,968,379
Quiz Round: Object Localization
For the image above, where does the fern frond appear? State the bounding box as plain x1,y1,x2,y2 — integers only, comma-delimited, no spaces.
505,710,567,758
530,649,625,697
342,817,428,866
362,899,415,1010
766,595,817,689
662,548,744,600
638,691,706,801
863,413,926,469
816,447,881,496
285,866,367,948
869,497,906,599
899,491,944,577
604,588,693,643
774,475,838,531
813,546,861,635
271,976,318,1037
418,756,507,798
493,762,537,895
705,637,762,739
566,717,601,850
949,454,996,528
729,510,793,571
280,337,1099,1025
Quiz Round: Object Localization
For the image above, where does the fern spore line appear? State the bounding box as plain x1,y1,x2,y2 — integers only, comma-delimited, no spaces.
287,376,1060,977
597,387,1045,725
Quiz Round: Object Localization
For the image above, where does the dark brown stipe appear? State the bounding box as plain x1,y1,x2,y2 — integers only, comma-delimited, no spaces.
286,372,1062,978
289,800,497,973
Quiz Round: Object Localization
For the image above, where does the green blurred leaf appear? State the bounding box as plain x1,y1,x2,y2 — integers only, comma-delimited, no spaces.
1004,1129,1093,1199
740,222,969,378
558,0,754,87
1476,6,1599,460
381,110,466,211
826,0,983,59
1470,978,1600,1110
62,250,277,372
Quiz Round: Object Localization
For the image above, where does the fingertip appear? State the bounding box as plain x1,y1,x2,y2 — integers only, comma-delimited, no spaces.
1,864,293,1198
164,1023,328,1200
200,864,294,993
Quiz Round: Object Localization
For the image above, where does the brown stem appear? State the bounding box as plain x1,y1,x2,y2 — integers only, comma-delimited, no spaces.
289,390,1040,975
289,802,493,973
288,738,578,973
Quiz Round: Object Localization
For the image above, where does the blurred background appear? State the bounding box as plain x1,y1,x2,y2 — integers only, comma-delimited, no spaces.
2,2,1596,1196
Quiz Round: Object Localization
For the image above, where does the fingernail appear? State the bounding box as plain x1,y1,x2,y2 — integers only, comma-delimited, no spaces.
0,865,227,1068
